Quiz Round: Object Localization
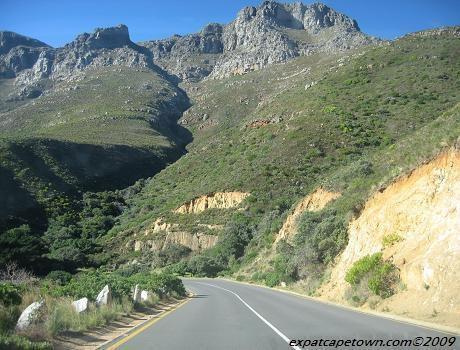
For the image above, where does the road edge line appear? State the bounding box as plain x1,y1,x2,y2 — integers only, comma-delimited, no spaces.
215,277,460,336
98,296,192,350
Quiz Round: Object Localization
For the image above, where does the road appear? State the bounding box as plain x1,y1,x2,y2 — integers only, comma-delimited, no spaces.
112,278,458,349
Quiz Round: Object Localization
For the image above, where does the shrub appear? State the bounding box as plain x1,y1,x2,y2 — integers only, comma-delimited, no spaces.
0,334,51,350
0,283,22,306
345,253,398,298
45,271,72,286
162,261,189,276
0,305,21,333
187,255,225,277
264,272,280,287
382,233,403,248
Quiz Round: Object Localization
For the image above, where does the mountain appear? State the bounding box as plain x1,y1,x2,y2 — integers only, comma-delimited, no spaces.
140,1,378,81
0,24,191,246
0,1,459,329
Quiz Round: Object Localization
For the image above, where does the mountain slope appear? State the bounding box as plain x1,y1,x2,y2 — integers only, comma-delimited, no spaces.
109,26,460,292
0,25,191,267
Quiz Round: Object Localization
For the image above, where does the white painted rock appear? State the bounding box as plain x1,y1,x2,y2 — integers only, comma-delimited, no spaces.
96,285,111,306
133,284,141,302
16,300,45,331
72,297,88,313
280,281,287,288
140,290,151,302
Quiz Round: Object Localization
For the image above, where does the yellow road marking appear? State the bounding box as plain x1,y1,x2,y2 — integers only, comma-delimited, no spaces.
106,297,192,350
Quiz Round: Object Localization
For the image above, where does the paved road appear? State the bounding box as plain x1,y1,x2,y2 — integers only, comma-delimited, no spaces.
115,279,458,349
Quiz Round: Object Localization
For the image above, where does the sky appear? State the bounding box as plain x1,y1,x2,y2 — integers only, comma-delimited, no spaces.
1,0,459,47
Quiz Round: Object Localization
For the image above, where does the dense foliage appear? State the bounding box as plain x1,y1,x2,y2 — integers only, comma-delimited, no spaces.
345,253,398,299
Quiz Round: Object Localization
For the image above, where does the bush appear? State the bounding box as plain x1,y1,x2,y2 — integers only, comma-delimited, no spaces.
382,233,403,248
0,283,22,306
187,255,225,277
0,334,51,350
264,273,281,287
345,253,398,298
45,271,72,286
0,305,21,333
50,270,186,301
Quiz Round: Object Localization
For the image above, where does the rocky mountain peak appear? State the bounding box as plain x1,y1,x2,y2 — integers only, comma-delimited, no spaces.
201,23,224,35
303,2,360,32
66,24,134,51
0,31,50,56
235,1,359,32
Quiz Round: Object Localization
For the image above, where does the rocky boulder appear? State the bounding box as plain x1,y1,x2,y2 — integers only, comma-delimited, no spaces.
96,285,112,306
141,290,152,302
133,284,141,303
72,297,89,313
16,300,45,331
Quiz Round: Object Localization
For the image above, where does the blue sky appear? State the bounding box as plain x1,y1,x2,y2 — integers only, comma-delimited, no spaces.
1,0,459,47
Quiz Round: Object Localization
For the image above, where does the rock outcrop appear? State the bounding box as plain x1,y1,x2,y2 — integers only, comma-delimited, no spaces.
0,31,50,78
322,148,460,317
276,187,341,242
96,285,112,306
1,2,379,87
16,300,45,331
132,217,219,253
2,24,159,99
72,297,89,313
174,192,250,214
141,23,224,82
210,1,378,78
140,1,378,80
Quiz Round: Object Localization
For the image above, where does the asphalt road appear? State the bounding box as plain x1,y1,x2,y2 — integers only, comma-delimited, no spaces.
114,278,459,349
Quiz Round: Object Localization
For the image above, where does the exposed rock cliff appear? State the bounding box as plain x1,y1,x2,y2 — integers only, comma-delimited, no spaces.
210,1,378,78
276,187,341,242
130,218,218,252
140,1,379,81
141,23,224,82
322,148,460,323
174,192,250,214
0,31,50,78
2,2,379,86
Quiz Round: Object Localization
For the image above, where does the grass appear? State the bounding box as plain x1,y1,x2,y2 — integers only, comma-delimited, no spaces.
44,297,133,336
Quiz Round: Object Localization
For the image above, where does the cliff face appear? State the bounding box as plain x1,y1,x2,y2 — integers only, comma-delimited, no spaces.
1,2,378,88
174,192,250,214
322,148,460,319
276,187,341,242
139,1,378,81
210,1,377,78
130,218,219,253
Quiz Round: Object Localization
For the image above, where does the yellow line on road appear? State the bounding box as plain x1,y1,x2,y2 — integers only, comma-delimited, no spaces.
106,297,192,350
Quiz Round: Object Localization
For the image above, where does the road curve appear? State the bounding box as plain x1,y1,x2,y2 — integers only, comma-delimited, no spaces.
112,278,458,349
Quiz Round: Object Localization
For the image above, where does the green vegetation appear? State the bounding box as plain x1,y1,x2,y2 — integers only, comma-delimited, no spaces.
1,27,459,343
345,253,399,304
382,233,403,248
0,66,191,274
0,266,185,344
0,334,52,350
110,31,459,288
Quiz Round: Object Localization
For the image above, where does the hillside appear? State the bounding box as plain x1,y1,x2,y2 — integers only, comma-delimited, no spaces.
0,0,459,332
107,26,459,326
